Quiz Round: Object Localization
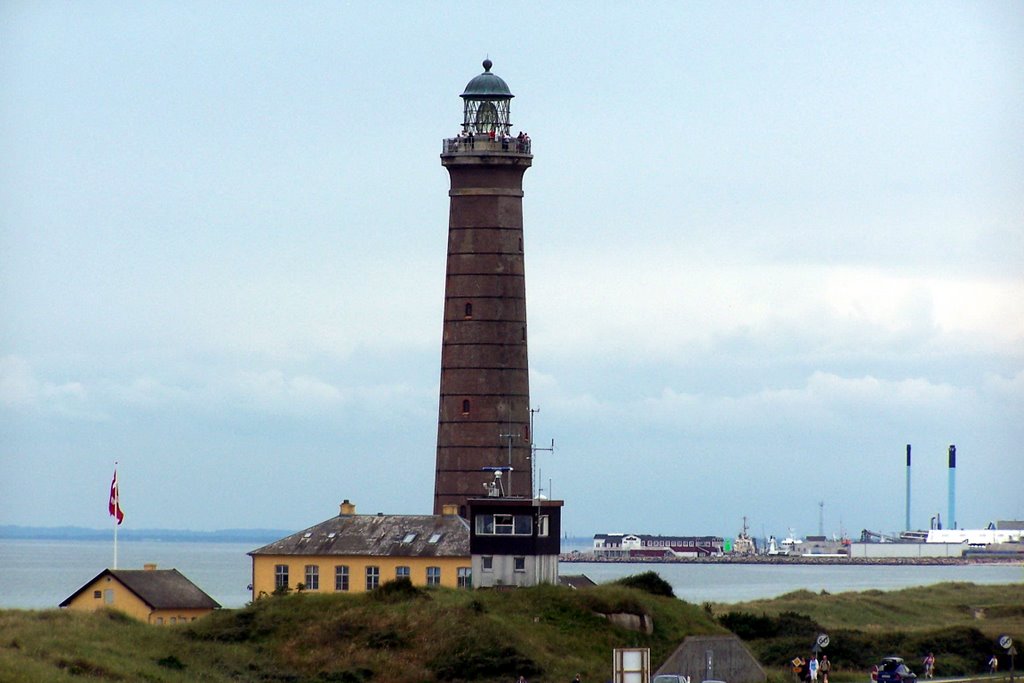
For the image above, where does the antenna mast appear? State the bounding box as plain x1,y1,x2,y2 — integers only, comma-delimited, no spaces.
529,407,554,499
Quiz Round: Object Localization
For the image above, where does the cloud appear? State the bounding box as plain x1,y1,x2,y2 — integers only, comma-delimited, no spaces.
536,368,964,437
529,251,1024,364
0,355,87,412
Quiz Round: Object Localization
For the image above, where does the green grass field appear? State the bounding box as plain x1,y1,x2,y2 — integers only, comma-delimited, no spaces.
1,578,1019,682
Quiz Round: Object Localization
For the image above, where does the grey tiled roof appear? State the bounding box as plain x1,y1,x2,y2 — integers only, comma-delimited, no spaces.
249,513,470,558
60,569,220,610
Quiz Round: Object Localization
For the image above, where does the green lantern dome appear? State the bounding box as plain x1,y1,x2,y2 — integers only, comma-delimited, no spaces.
459,59,514,136
461,59,514,99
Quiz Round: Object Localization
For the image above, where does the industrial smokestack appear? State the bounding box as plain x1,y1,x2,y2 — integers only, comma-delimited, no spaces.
947,444,956,530
905,444,912,531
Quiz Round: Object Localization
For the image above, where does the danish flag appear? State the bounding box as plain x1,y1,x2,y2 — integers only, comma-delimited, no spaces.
108,468,124,525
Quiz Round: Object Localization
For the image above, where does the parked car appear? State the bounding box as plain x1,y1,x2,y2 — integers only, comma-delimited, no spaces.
872,657,917,683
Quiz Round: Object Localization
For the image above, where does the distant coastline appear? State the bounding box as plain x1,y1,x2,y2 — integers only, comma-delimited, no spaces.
560,552,1024,566
0,525,292,544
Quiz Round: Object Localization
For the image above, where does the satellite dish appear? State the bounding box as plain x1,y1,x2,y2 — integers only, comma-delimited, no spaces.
816,634,830,649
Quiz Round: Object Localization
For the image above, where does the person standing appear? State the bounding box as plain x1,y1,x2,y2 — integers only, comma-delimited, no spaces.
820,655,831,683
988,655,999,674
923,653,935,679
809,655,819,683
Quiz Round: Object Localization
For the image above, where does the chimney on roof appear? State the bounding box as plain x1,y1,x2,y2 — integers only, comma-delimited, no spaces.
340,500,356,516
442,504,459,516
143,563,157,571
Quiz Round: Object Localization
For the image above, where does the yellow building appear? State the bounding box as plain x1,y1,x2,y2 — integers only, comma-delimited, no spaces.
60,564,219,624
249,500,472,598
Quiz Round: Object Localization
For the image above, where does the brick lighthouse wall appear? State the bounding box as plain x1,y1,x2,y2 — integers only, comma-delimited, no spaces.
434,154,533,515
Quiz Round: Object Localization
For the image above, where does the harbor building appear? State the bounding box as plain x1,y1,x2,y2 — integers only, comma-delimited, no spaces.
434,59,535,516
60,564,219,624
593,533,726,558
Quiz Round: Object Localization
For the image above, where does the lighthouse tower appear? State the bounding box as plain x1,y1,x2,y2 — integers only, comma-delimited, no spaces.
433,60,533,516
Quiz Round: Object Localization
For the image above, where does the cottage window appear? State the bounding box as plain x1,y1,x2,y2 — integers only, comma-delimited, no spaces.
170,617,177,625
274,564,289,590
93,590,101,599
156,617,163,625
104,589,113,604
396,566,410,580
513,556,526,572
402,533,417,543
428,532,443,543
426,566,441,586
365,566,380,591
457,567,471,588
335,565,349,591
305,565,319,590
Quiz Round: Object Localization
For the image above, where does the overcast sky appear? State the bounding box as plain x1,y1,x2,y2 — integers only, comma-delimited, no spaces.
2,2,1022,540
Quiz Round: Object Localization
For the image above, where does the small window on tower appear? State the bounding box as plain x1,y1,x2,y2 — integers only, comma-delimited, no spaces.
518,237,523,252
521,326,526,341
464,302,473,319
462,399,471,415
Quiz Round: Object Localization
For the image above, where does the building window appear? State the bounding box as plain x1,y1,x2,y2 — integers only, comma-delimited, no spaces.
462,399,470,415
402,533,417,543
335,565,349,591
170,617,177,625
366,566,380,591
104,589,113,604
305,565,319,590
538,515,549,537
428,532,443,543
426,566,441,586
457,567,471,588
476,513,532,535
156,617,163,625
464,302,473,318
93,590,101,599
482,556,493,572
274,564,289,590
396,566,410,580
514,556,526,572
495,514,514,534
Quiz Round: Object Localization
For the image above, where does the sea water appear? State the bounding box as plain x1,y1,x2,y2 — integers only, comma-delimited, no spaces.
0,538,1020,610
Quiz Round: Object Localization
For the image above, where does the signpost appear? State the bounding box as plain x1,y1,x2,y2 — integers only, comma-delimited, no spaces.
999,636,1015,683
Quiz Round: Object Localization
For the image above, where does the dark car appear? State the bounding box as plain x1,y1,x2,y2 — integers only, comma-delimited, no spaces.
872,657,917,683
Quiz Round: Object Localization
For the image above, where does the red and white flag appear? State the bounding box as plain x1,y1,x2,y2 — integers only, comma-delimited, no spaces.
108,468,124,525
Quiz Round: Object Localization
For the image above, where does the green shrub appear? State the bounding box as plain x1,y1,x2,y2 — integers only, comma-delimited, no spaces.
613,571,676,598
156,654,185,670
371,577,427,602
429,643,541,681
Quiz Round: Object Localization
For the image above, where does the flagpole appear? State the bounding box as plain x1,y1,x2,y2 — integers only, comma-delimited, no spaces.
113,462,118,570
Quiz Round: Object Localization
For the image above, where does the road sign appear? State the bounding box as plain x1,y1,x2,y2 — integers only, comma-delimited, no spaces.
1000,635,1013,650
817,634,831,649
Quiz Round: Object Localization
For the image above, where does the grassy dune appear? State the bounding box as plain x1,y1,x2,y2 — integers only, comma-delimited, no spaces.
0,579,722,682
713,582,1024,636
712,582,1024,680
2,579,1020,682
